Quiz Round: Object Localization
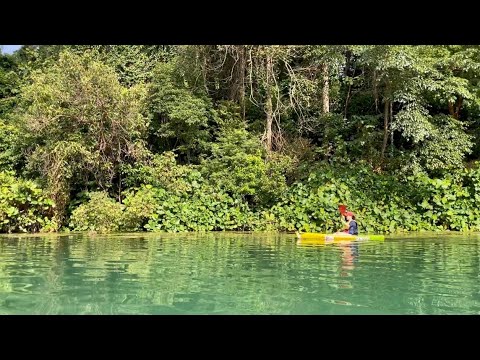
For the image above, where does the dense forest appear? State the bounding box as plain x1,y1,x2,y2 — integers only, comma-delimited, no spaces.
1,45,480,234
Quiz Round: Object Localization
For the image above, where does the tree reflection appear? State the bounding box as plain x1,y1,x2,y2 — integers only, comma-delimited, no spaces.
0,233,479,314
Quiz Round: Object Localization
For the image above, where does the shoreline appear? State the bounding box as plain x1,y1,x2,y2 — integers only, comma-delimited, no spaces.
1,229,480,239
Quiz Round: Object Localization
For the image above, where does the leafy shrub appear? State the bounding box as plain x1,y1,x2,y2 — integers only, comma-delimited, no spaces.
69,191,124,233
0,171,55,233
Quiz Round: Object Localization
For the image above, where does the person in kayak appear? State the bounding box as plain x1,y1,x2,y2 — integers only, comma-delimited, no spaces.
335,211,358,235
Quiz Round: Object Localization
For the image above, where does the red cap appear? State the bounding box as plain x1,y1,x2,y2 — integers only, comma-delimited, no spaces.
345,211,354,217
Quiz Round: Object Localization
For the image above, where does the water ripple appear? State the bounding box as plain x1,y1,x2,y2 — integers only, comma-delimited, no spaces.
1,233,480,314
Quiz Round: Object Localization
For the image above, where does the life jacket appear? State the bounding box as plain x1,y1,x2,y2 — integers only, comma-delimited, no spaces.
348,220,358,235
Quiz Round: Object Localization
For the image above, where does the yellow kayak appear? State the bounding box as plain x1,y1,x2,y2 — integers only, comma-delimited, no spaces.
296,232,385,244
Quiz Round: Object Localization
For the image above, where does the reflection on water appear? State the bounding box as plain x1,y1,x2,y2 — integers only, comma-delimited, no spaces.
338,242,358,290
340,242,359,271
0,232,480,314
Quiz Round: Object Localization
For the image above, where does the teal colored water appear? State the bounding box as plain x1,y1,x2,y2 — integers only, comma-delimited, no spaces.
0,233,479,314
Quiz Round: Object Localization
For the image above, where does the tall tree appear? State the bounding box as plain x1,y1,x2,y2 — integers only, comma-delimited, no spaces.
17,51,147,223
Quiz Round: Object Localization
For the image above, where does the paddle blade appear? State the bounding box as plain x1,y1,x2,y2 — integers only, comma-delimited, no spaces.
338,204,347,215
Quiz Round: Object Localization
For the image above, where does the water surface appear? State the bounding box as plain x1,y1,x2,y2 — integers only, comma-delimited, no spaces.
1,232,479,314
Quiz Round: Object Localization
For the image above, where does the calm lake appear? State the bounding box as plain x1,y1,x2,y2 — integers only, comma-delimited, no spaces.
1,232,479,314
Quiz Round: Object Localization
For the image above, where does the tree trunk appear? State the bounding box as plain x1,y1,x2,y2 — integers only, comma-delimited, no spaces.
344,84,352,119
455,96,463,119
373,70,379,113
229,45,247,122
118,172,122,202
390,101,394,157
448,100,455,117
381,99,390,161
321,63,330,113
202,47,209,94
343,51,354,118
239,46,246,121
265,54,273,153
448,96,463,119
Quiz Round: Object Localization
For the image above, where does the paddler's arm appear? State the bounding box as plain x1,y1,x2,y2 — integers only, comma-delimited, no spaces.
337,220,349,232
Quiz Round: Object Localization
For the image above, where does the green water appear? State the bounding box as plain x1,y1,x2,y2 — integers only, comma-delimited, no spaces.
0,232,479,314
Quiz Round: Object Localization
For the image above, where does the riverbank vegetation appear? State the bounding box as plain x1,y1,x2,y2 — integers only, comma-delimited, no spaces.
2,45,480,233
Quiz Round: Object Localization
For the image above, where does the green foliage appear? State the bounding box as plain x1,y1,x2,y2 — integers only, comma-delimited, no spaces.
121,186,159,231
0,120,21,171
64,45,176,87
0,54,23,172
3,45,480,234
418,115,473,172
17,50,147,221
201,128,291,207
0,171,56,233
121,185,262,233
0,53,20,116
40,163,480,234
148,62,213,161
268,164,480,233
340,45,479,171
121,151,196,193
10,45,176,87
69,192,124,233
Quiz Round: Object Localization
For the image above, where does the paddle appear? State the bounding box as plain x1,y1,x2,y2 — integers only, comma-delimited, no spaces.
298,205,348,240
